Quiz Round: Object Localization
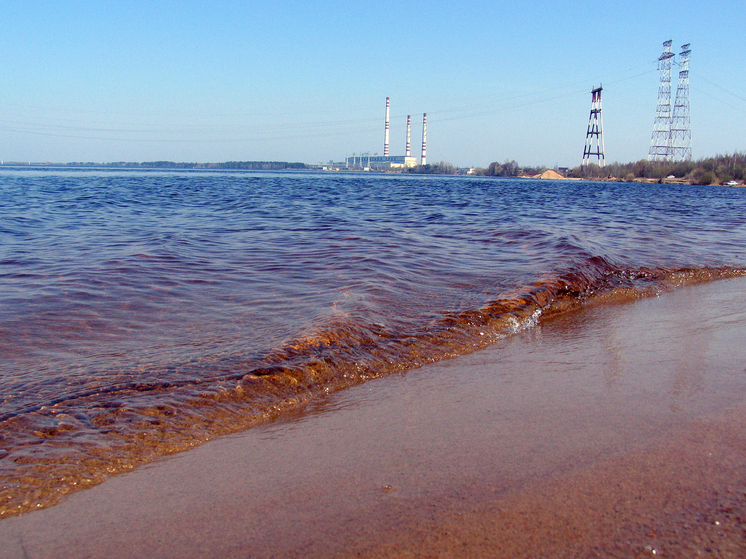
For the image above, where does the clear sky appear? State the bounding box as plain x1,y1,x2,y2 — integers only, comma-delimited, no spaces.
2,0,745,168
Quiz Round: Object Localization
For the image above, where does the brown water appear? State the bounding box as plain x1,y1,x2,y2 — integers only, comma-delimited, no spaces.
1,168,745,517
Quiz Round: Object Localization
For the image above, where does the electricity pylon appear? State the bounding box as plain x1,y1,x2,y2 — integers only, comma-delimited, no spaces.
649,40,675,161
582,86,605,169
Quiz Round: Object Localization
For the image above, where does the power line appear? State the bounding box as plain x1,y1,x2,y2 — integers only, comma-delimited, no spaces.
0,63,661,145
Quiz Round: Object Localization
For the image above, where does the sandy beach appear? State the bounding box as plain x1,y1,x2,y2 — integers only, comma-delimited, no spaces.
1,276,746,558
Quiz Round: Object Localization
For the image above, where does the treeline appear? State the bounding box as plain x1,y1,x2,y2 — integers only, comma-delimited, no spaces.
472,152,746,185
64,161,309,170
571,152,746,184
471,160,545,177
407,161,457,175
209,161,308,170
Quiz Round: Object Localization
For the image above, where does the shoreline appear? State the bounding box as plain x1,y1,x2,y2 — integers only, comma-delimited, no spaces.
2,277,746,558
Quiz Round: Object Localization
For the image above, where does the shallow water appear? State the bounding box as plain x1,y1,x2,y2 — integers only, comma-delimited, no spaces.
1,168,745,516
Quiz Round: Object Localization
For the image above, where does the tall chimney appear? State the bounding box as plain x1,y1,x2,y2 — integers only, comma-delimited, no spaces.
406,115,411,157
384,97,390,157
421,113,427,165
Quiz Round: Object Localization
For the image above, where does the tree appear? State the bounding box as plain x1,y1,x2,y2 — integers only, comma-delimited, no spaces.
485,159,519,177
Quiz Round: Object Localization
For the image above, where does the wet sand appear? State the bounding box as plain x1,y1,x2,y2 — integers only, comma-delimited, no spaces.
1,277,746,558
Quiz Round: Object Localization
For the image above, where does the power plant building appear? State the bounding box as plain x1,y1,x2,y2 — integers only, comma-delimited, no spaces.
369,155,418,169
378,97,420,168
341,154,417,170
333,98,425,170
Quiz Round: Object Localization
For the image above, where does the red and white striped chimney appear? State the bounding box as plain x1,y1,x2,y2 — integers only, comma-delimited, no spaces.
406,115,411,157
384,97,390,157
421,113,427,165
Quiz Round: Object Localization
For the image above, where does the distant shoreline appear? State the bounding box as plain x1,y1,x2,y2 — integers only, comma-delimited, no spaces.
522,172,745,186
1,162,743,186
0,161,310,171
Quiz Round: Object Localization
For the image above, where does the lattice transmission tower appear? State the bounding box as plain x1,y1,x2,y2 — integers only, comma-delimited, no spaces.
649,40,675,161
582,86,605,169
670,44,692,161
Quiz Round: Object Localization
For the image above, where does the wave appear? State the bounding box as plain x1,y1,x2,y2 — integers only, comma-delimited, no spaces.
1,260,744,518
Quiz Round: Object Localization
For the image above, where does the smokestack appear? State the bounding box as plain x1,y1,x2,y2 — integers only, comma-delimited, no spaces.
384,97,390,157
421,113,427,165
406,115,411,157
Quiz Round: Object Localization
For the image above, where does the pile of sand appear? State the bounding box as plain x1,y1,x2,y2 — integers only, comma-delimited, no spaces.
531,169,566,179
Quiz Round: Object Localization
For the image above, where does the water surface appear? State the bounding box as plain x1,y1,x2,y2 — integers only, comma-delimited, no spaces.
1,168,744,516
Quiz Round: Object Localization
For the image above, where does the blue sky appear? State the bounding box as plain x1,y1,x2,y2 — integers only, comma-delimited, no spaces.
1,0,745,167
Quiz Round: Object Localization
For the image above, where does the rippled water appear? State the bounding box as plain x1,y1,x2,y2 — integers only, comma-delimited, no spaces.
1,167,745,516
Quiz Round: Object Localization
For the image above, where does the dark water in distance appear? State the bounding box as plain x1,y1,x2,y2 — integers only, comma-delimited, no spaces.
1,167,745,516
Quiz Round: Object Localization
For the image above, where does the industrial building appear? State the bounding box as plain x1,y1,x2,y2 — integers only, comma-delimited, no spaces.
330,98,426,171
370,155,418,169
343,154,418,170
